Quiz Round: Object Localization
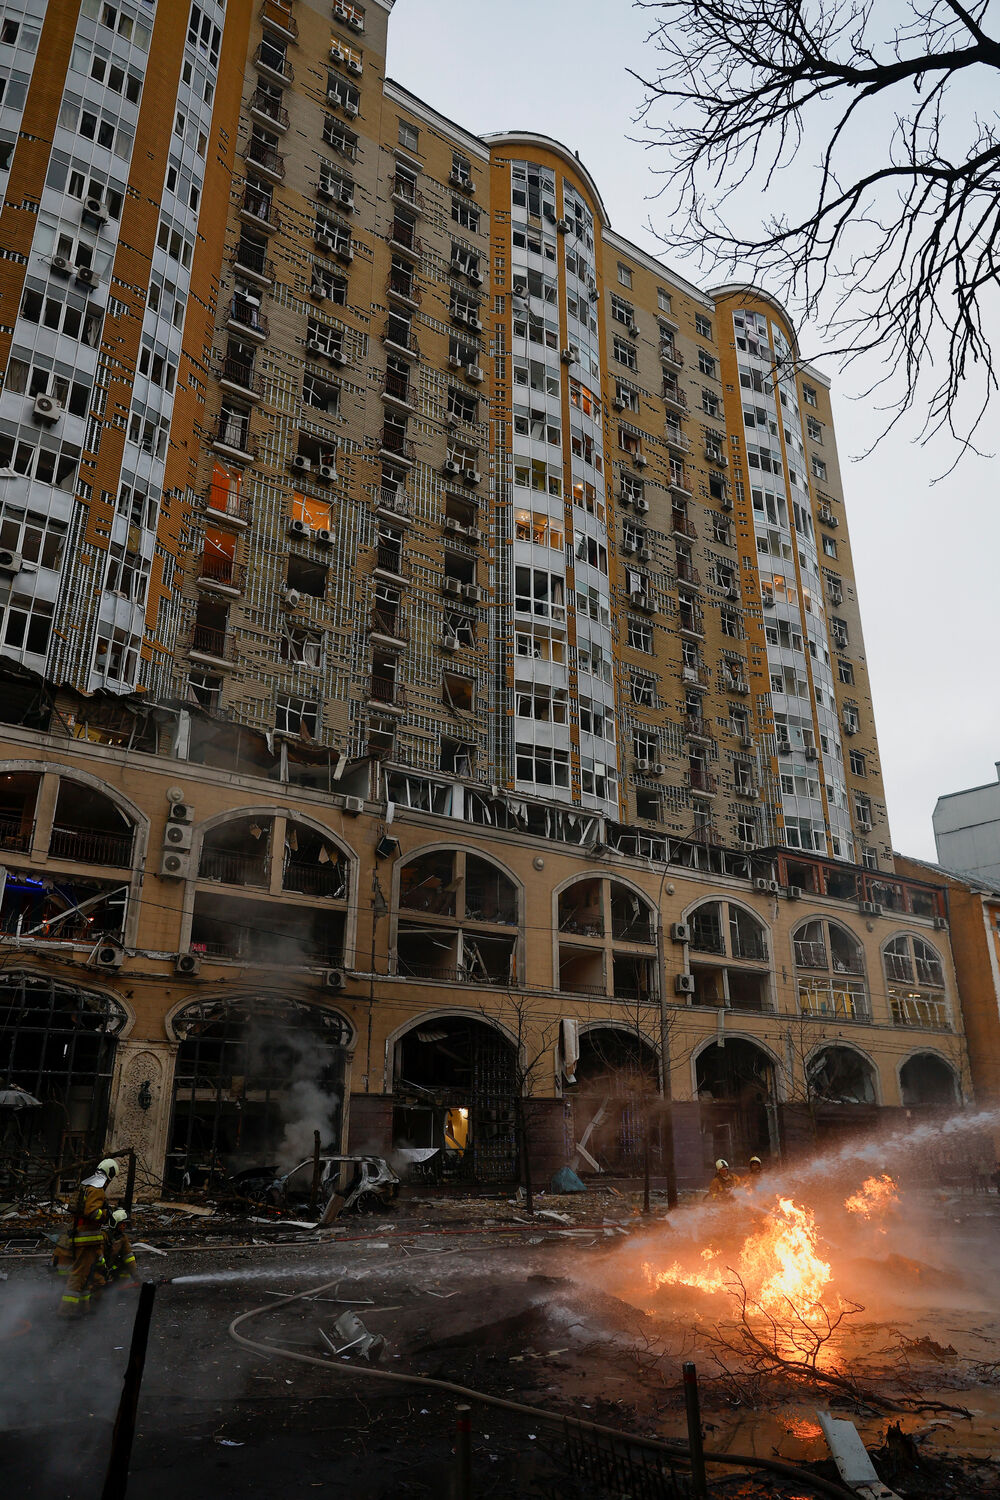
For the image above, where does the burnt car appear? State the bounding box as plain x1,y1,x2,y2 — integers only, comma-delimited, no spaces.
232,1153,399,1217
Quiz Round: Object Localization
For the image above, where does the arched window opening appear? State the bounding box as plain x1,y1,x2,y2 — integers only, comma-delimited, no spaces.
558,877,657,1003
571,1028,659,1176
200,815,272,888
168,998,350,1189
392,1017,517,1184
696,1038,776,1166
0,973,126,1193
281,821,349,900
899,1052,959,1108
792,919,869,1021
885,936,948,1029
396,851,519,986
687,899,770,1014
807,1046,877,1105
50,778,135,867
0,771,40,854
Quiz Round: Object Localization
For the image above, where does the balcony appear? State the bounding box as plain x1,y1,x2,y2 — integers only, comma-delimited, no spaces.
196,554,243,594
732,932,768,962
832,630,849,650
369,607,408,646
660,345,684,370
382,367,414,408
611,914,656,945
259,0,298,41
206,488,252,529
687,767,717,795
682,662,712,690
664,426,691,453
254,41,294,83
369,675,405,711
376,486,411,522
0,816,31,853
219,357,264,398
684,712,711,741
48,824,134,867
678,607,705,638
669,467,692,497
676,559,701,586
388,221,422,260
231,240,275,285
391,176,425,210
379,428,415,464
375,544,406,579
240,186,277,233
671,511,697,540
386,270,420,308
284,863,348,900
212,418,255,462
794,940,827,969
189,625,234,664
248,87,289,132
200,849,269,888
382,324,420,359
245,136,285,181
227,298,269,342
662,382,687,411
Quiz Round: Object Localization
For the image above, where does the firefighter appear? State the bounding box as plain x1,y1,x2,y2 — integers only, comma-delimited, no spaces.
97,1209,140,1292
56,1157,118,1317
709,1158,740,1196
747,1155,763,1177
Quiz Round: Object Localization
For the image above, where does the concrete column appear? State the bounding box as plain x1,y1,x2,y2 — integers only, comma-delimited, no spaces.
106,1037,179,1196
269,814,287,896
29,772,60,862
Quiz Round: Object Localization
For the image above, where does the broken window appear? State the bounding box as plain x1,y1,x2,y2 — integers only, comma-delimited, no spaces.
287,554,328,598
571,1028,659,1176
806,1045,877,1105
794,917,869,1020
395,850,519,986
899,1051,958,1107
50,779,135,867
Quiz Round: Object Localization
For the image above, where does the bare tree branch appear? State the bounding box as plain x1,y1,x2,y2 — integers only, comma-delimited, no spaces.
636,0,1000,454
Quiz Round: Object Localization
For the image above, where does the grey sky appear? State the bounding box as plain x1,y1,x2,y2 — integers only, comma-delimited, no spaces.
386,0,1000,861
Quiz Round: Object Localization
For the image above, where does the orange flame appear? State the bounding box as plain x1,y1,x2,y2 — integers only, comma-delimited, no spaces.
844,1174,899,1220
643,1196,832,1314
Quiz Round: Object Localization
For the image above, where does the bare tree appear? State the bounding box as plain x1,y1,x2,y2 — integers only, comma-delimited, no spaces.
481,990,558,1216
636,0,1000,451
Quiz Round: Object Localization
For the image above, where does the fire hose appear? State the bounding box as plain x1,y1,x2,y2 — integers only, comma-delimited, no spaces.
228,1277,857,1500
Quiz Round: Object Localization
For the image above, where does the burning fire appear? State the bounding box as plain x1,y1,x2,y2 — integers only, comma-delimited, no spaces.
643,1196,833,1315
844,1174,898,1221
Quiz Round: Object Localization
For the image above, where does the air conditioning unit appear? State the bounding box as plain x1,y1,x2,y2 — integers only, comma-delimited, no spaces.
329,349,347,367
860,900,883,917
334,1,350,16
32,393,62,423
933,916,948,931
754,877,779,894
347,11,363,28
512,281,527,297
168,802,192,824
75,266,100,289
447,355,463,371
443,577,462,596
344,101,359,118
444,414,459,430
636,757,653,773
166,786,186,805
51,255,73,275
291,455,312,474
468,268,483,286
466,365,484,384
314,527,333,544
330,43,345,60
462,583,481,602
307,337,327,354
160,850,190,879
463,469,481,485
284,589,302,608
343,795,364,814
289,517,310,538
675,973,696,995
324,967,347,990
441,631,459,652
635,497,649,514
443,516,461,533
335,244,353,264
83,195,109,226
175,952,201,977
315,233,335,252
786,885,803,900
346,58,362,76
443,458,462,475
612,400,624,413
339,189,355,209
310,283,328,301
317,464,336,481
0,549,24,575
631,592,651,611
467,316,482,333
466,526,482,544
561,347,578,364
805,746,819,761
94,943,124,971
670,922,691,943
635,548,652,565
635,455,648,469
652,763,665,776
556,218,571,233
762,593,775,608
164,823,193,850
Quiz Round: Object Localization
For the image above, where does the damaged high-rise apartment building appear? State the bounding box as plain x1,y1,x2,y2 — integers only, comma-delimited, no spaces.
0,0,973,1194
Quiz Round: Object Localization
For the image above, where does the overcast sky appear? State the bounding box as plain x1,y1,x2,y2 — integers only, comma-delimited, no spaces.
386,0,1000,861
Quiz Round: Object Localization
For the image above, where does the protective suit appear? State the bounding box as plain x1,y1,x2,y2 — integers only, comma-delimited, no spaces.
56,1158,118,1316
93,1209,139,1293
708,1158,741,1196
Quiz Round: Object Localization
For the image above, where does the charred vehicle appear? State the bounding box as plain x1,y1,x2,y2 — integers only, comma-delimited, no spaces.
232,1153,399,1216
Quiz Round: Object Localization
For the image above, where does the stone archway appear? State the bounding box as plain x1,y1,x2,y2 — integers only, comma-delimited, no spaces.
167,997,351,1189
571,1026,659,1176
900,1051,959,1107
695,1037,778,1168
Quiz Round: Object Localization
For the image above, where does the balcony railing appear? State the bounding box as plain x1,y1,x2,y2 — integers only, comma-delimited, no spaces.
229,299,269,337
207,489,252,523
254,41,293,81
49,824,134,867
387,271,420,304
199,849,269,887
232,240,274,281
671,512,696,539
662,383,688,408
669,467,691,493
690,926,725,955
389,221,422,256
391,176,425,209
890,995,948,1029
248,87,289,130
380,428,415,461
678,609,704,635
660,345,684,369
732,933,769,961
611,916,655,944
220,357,263,395
214,418,253,455
0,816,31,852
241,187,275,227
799,980,871,1023
687,768,717,793
396,959,464,983
376,544,405,575
376,486,409,517
676,560,701,585
464,887,518,926
246,137,285,178
259,0,298,38
370,607,408,641
558,979,609,997
370,675,402,705
684,713,707,737
198,553,241,588
682,663,712,687
613,985,661,1005
190,624,232,660
283,862,348,899
383,368,411,402
383,324,420,357
559,912,604,937
794,940,827,969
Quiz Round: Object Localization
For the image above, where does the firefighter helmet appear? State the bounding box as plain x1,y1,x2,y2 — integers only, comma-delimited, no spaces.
715,1159,729,1171
112,1209,128,1226
97,1158,119,1180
